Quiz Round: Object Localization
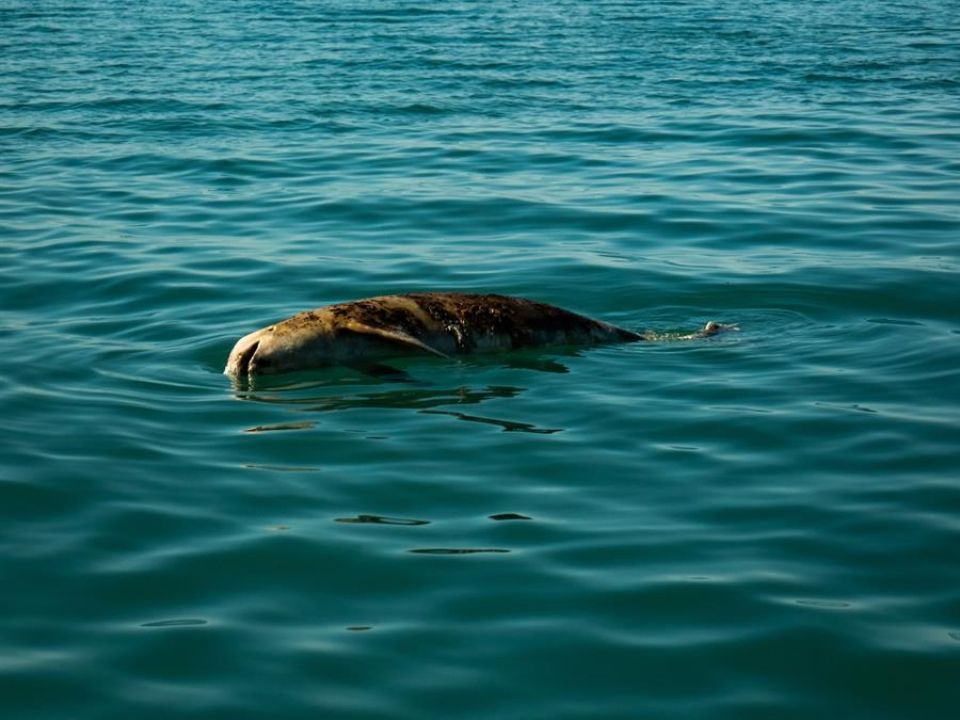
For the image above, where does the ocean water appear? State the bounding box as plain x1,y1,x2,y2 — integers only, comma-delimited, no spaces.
2,1,959,717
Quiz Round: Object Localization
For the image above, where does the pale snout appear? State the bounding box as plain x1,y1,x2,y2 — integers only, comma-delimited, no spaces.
224,327,269,376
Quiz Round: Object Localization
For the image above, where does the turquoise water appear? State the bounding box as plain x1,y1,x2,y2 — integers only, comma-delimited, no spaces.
2,1,959,717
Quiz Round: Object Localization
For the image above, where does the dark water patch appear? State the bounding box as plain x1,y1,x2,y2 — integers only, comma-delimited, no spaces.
868,317,924,327
242,421,315,433
140,618,208,628
336,514,430,526
812,402,880,415
243,464,322,472
409,548,511,555
791,599,854,610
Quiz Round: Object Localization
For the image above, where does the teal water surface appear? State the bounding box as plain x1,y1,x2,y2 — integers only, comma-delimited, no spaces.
2,1,959,718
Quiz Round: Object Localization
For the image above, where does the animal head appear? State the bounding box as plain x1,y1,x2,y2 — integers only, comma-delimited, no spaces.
224,310,448,376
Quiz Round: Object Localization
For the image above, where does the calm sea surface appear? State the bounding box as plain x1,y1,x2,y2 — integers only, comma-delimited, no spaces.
2,1,959,718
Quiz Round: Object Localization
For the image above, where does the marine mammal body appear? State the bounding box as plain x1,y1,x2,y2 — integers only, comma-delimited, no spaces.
224,292,724,376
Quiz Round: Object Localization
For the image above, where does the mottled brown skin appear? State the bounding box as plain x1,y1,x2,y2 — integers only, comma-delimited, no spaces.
224,292,646,376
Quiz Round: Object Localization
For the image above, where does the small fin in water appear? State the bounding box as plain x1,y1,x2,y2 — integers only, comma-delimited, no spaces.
672,322,739,340
700,321,738,337
345,321,450,359
647,322,739,341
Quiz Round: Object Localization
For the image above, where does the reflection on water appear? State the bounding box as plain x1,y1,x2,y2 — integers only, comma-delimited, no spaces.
420,409,562,434
304,385,524,413
231,379,567,434
501,357,571,374
225,348,578,395
232,381,522,409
